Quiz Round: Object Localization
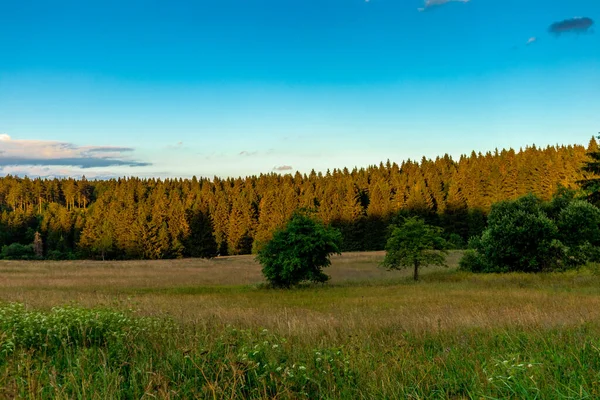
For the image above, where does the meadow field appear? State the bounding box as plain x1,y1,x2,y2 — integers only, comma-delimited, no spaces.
1,251,600,399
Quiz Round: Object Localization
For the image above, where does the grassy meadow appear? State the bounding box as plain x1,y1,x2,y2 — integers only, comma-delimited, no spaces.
1,251,600,398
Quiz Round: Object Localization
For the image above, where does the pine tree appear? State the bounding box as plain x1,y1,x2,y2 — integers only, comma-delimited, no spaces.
578,135,600,204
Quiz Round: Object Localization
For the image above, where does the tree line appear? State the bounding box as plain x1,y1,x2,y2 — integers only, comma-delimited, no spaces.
0,139,596,260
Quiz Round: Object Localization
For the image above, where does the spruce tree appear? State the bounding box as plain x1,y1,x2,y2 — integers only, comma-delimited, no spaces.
578,135,600,204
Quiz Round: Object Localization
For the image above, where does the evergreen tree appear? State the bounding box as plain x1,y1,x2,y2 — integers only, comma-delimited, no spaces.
578,135,600,204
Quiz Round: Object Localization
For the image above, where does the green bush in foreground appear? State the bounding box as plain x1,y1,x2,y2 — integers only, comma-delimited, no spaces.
256,213,342,288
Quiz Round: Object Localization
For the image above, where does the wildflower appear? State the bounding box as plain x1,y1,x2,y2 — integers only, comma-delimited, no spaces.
299,366,306,371
272,344,279,349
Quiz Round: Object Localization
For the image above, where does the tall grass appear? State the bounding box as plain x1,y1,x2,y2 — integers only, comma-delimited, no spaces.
1,303,600,398
1,253,600,398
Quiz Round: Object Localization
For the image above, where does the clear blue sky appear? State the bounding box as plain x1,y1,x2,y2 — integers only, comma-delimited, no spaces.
1,0,599,178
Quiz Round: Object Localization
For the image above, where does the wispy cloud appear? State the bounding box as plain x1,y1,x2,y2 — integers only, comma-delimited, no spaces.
239,150,259,156
526,37,537,45
0,134,150,169
273,165,293,172
418,0,470,12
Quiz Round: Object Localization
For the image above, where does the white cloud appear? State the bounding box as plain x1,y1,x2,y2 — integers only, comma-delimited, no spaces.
0,135,150,168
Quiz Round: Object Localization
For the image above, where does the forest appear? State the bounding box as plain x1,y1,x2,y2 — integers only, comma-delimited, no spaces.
0,139,596,260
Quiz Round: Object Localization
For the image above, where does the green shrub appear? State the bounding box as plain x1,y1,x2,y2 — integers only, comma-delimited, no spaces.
46,250,77,260
458,249,490,272
445,233,466,250
462,194,600,273
256,212,342,288
0,243,36,260
557,200,600,247
471,195,563,272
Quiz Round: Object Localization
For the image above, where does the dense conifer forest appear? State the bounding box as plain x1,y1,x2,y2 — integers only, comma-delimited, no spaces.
0,139,596,260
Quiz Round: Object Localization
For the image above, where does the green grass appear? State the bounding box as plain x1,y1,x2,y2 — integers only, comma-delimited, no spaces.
1,252,600,398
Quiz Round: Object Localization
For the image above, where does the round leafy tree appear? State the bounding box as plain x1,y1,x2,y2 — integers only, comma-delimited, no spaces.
382,217,448,281
557,200,600,247
256,213,342,288
465,194,562,273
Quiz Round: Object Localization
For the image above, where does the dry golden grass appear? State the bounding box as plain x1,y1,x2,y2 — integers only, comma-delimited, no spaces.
1,250,599,341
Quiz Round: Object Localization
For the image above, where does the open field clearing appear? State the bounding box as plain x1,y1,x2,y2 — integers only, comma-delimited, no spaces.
1,251,600,398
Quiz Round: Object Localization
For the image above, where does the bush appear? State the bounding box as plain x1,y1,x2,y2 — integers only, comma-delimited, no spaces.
458,249,489,272
445,233,466,250
557,200,600,247
482,195,559,272
462,194,600,273
466,195,561,273
46,250,77,260
0,243,36,260
256,213,342,288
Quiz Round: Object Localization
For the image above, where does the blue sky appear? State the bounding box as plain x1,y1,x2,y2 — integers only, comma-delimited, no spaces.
0,0,598,178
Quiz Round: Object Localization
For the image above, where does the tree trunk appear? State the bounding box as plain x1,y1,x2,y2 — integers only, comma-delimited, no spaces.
413,261,419,281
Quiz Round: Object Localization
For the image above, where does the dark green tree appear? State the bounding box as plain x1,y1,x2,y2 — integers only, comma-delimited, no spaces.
183,208,218,258
463,195,562,273
556,200,600,246
382,217,448,281
578,135,600,205
256,213,342,288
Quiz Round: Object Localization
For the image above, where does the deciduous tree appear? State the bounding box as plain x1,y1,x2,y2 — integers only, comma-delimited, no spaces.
382,217,448,281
